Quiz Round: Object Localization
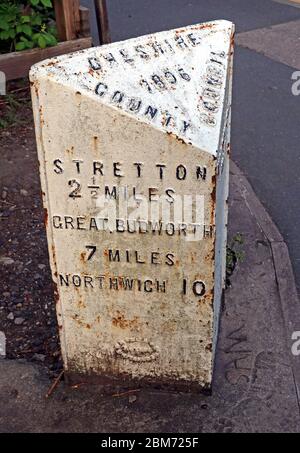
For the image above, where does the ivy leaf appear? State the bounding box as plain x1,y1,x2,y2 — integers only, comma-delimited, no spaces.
32,32,40,43
43,32,57,46
48,25,57,37
43,33,51,44
15,41,26,51
26,41,34,49
21,16,31,23
20,37,34,49
41,0,52,7
49,34,57,46
21,24,33,37
30,0,40,6
38,35,46,48
31,15,42,26
0,19,10,31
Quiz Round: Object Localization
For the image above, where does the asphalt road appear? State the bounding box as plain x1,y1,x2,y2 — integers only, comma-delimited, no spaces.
82,0,300,292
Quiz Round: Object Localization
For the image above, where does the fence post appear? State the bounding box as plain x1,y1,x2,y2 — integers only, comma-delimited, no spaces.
53,0,81,41
94,0,111,44
79,6,91,38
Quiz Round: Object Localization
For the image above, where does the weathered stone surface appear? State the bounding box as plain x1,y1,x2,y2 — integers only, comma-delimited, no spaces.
30,20,234,389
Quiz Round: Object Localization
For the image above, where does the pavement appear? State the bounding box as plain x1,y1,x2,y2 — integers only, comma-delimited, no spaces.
1,162,300,433
81,0,300,294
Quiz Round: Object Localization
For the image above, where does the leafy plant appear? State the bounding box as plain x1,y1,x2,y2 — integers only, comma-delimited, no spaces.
0,1,57,54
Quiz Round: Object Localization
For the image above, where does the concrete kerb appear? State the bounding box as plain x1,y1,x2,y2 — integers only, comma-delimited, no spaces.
230,159,300,410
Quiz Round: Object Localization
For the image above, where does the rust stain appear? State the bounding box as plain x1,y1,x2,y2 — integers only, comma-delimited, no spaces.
166,130,188,145
162,319,178,333
205,249,214,262
72,314,91,329
205,343,212,352
51,243,60,306
39,105,44,125
93,136,98,152
192,22,216,31
77,298,86,309
66,145,74,156
210,174,216,226
46,60,56,67
198,289,213,305
43,207,48,227
52,277,60,305
112,311,140,330
51,244,59,305
230,31,235,49
32,80,39,99
190,251,197,264
174,22,216,36
51,244,56,265
174,28,186,34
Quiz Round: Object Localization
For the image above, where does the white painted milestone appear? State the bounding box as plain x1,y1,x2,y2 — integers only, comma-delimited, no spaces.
30,20,234,390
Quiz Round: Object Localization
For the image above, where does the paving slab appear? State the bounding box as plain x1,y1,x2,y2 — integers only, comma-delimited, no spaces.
236,19,300,70
0,162,299,433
